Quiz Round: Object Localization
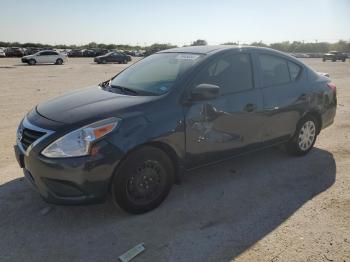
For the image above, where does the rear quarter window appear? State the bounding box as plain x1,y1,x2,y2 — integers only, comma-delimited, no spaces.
288,61,302,81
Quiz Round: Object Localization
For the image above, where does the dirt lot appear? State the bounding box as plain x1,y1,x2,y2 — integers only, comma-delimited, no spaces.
0,57,349,262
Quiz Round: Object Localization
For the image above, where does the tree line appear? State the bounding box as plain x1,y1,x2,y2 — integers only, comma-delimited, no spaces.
0,40,349,53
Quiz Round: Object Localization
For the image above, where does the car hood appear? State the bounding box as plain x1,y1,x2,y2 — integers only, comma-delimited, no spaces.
95,55,107,59
36,86,156,124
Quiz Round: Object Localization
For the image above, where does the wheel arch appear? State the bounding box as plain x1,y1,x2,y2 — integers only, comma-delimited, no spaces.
110,141,183,191
302,111,322,134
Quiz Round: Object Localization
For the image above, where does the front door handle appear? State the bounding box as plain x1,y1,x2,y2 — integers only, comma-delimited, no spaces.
264,106,280,111
244,103,257,112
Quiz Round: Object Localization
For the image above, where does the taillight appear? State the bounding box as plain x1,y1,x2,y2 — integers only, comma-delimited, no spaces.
327,82,336,93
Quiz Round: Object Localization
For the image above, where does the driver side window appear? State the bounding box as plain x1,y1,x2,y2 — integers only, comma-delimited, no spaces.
193,53,254,95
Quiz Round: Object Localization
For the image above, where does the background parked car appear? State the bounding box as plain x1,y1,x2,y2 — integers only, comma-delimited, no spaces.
21,50,68,65
323,51,347,62
68,49,83,57
94,49,109,56
24,47,43,55
5,47,24,57
0,48,6,57
94,52,131,64
82,49,97,57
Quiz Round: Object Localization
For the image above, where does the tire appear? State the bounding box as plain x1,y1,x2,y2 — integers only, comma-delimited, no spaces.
28,59,36,65
56,58,63,65
322,58,326,62
332,59,336,62
123,59,127,64
102,59,107,64
342,58,346,62
285,115,318,156
112,146,174,214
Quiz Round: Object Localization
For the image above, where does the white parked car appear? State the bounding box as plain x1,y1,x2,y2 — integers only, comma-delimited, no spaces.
0,49,5,57
21,50,68,65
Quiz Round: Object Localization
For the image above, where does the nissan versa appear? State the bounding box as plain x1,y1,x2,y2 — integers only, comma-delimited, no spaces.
14,46,337,214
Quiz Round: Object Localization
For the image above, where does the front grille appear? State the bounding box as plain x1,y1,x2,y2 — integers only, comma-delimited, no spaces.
21,128,46,150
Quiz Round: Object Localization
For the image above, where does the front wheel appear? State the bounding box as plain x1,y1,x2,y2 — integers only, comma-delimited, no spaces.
28,59,36,65
56,58,63,65
285,116,318,156
112,146,174,214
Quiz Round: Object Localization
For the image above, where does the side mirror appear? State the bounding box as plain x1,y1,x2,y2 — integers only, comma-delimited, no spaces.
190,83,220,101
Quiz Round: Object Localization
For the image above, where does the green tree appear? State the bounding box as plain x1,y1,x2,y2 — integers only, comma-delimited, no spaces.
191,39,207,46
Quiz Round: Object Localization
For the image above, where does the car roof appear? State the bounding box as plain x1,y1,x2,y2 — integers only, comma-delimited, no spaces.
158,45,281,55
159,45,302,61
158,45,238,54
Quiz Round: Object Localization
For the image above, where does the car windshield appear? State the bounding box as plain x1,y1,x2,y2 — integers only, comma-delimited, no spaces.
110,53,204,95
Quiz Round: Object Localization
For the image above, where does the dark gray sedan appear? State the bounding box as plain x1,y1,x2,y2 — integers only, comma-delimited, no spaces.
14,46,336,214
94,51,131,64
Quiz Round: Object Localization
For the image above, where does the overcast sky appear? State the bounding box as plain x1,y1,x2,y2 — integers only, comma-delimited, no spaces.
1,0,349,46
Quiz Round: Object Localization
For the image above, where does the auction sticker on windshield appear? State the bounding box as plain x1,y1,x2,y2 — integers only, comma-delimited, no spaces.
176,54,200,60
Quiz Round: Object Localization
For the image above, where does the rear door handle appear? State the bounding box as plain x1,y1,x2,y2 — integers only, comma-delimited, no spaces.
299,93,307,101
244,103,257,112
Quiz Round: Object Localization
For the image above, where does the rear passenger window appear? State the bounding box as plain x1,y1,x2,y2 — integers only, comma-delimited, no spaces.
258,54,290,87
194,53,254,94
288,61,302,81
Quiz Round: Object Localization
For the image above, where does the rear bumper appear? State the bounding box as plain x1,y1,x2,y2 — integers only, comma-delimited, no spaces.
321,101,337,131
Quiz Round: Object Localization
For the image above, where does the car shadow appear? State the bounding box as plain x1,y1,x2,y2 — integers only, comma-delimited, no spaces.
13,63,65,67
0,147,335,262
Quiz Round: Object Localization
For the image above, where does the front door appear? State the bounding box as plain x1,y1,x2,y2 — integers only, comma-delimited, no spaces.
185,52,264,168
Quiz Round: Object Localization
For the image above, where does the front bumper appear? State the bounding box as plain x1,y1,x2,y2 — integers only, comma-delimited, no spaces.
14,119,124,205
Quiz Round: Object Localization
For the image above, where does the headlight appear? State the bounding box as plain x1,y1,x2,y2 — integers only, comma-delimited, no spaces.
42,118,120,158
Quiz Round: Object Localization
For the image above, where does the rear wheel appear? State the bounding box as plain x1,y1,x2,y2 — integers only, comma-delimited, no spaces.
285,116,318,156
122,59,127,64
28,59,36,65
112,146,174,214
56,58,63,65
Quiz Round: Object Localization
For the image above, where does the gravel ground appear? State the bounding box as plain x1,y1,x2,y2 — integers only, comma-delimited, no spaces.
0,58,349,262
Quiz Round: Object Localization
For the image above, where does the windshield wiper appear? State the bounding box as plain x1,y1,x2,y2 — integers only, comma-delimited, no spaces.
98,79,111,87
110,85,139,95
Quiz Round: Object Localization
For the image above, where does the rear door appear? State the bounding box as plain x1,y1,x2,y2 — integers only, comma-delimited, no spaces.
255,52,307,143
47,51,59,63
185,51,264,168
36,51,49,63
112,52,123,62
